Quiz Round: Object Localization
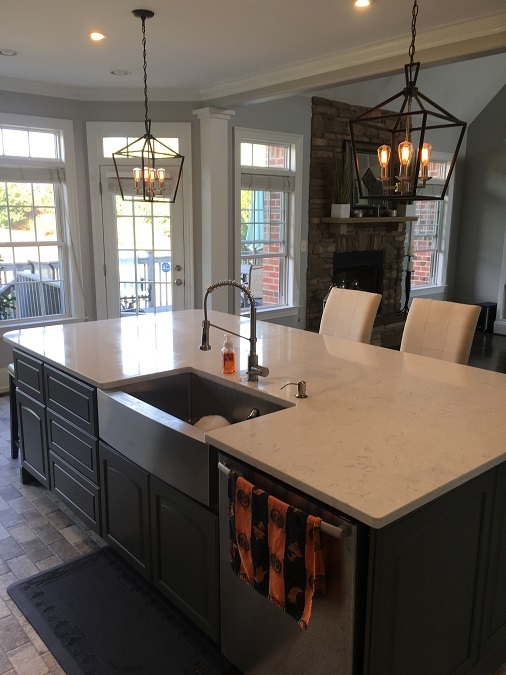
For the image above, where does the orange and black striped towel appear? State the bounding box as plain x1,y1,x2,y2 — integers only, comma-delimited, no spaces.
228,471,325,630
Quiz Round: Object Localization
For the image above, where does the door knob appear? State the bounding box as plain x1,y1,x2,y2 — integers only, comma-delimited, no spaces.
174,279,183,286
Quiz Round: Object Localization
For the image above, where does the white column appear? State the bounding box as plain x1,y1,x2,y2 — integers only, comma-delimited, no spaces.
193,107,235,313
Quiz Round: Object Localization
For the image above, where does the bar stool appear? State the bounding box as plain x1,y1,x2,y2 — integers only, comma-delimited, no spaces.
400,298,481,365
319,287,382,344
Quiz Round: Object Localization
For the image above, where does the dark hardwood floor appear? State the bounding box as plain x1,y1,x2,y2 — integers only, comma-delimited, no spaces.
468,331,506,374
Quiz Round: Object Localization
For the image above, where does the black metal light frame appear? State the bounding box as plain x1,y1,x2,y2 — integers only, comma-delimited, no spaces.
349,1,467,202
113,9,184,203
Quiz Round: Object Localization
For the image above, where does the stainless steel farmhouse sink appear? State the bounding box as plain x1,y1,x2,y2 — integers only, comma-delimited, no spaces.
97,370,293,507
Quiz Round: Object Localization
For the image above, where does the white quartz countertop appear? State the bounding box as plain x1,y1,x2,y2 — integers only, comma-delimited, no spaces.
5,310,506,529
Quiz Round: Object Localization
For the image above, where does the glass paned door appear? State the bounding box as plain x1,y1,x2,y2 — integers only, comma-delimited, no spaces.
100,167,185,318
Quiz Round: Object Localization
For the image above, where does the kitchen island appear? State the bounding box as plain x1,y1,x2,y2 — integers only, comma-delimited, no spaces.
4,310,506,675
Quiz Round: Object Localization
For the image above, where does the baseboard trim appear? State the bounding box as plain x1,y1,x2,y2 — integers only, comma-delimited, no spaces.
493,319,506,336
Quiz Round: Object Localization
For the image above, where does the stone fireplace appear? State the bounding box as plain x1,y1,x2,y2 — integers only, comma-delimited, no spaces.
307,96,409,347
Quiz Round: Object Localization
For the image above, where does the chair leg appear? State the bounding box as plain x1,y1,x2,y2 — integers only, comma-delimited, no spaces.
9,373,19,460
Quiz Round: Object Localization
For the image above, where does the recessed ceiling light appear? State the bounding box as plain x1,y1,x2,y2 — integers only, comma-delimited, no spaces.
111,70,132,76
0,49,18,56
90,31,107,41
353,0,374,7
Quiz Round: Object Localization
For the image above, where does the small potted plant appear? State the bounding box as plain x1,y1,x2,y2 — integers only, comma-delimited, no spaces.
327,155,352,218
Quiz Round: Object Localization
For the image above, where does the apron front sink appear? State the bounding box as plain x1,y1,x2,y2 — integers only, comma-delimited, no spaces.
97,370,292,507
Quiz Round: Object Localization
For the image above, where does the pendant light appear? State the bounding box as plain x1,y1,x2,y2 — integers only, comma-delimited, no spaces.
113,9,184,203
349,0,466,202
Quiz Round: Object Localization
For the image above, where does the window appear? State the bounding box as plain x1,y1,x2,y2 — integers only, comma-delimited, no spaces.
0,116,81,323
409,155,453,291
235,129,302,315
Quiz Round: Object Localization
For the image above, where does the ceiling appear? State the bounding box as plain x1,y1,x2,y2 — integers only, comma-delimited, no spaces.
1,0,505,105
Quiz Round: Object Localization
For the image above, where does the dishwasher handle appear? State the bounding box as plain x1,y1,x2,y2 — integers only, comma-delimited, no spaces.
218,461,350,540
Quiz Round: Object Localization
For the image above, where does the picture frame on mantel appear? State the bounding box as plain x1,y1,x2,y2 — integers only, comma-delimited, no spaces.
344,140,386,209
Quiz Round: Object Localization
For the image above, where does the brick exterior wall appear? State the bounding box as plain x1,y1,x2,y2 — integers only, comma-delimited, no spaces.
306,97,407,346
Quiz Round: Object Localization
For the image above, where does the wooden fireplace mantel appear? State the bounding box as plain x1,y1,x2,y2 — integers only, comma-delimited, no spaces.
321,216,418,234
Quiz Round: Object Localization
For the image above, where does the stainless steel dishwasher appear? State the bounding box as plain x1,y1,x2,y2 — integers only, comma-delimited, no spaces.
218,453,365,675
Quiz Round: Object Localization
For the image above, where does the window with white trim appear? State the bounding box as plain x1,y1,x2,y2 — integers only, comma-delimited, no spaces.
409,154,454,290
0,117,81,323
235,129,301,314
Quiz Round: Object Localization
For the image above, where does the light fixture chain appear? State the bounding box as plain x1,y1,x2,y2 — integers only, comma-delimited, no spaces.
408,0,418,66
141,16,149,125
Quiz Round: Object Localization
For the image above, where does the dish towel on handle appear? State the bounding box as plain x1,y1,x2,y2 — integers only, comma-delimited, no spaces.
228,471,325,630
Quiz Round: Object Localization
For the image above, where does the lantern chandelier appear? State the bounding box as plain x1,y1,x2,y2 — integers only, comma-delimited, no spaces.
349,0,467,202
113,9,184,203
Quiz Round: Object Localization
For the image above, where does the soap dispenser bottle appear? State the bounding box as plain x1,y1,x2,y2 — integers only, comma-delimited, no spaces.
222,334,236,374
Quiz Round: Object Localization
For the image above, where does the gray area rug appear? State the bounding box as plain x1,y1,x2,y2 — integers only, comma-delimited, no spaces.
8,546,239,675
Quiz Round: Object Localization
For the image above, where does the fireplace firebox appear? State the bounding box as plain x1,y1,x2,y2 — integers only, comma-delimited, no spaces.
332,250,384,303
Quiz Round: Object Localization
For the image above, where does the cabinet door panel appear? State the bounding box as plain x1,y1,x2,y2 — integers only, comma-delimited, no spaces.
16,389,49,488
366,471,494,675
480,463,506,656
99,443,150,579
150,476,219,643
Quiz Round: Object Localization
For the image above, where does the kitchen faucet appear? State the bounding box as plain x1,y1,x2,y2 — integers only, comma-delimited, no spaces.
199,279,269,382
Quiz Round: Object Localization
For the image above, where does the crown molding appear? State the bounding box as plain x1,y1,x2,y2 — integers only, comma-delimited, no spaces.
0,76,202,102
202,11,506,104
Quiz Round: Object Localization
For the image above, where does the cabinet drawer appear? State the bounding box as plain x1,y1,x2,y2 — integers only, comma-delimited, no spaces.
45,365,97,435
47,410,98,483
14,350,44,402
49,452,101,534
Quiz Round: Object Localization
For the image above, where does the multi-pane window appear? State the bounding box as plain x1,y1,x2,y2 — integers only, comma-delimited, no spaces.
114,195,173,316
103,134,176,317
0,125,70,321
411,160,448,288
239,139,296,310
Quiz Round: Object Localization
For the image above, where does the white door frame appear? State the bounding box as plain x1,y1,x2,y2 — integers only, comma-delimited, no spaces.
86,121,194,319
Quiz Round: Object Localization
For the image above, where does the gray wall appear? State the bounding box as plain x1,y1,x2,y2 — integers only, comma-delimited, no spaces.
453,83,506,304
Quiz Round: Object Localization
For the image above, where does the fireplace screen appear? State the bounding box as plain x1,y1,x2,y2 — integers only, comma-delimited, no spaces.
332,250,384,298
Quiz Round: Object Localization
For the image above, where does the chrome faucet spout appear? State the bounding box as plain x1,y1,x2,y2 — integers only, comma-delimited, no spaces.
198,279,269,382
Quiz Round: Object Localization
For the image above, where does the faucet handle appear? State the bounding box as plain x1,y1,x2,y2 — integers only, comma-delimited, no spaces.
281,380,307,398
247,364,269,378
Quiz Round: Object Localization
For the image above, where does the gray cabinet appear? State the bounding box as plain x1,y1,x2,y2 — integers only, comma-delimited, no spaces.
364,470,496,675
99,442,151,579
97,445,220,642
13,349,101,531
151,476,219,643
49,452,101,532
479,463,506,663
44,364,97,435
14,350,50,488
16,388,49,488
14,349,44,402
